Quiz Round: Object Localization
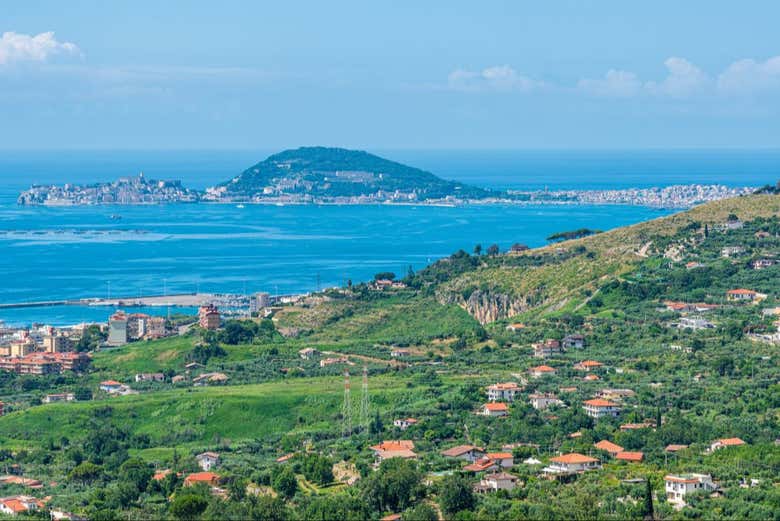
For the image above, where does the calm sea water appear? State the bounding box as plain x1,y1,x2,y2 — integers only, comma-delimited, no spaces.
1,149,778,326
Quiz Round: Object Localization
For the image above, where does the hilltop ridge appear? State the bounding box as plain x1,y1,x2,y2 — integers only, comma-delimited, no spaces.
205,146,492,203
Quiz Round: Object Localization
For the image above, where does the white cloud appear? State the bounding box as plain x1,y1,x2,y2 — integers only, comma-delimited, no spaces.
717,55,780,94
579,57,708,98
448,65,542,92
645,57,708,97
577,69,641,97
0,31,80,66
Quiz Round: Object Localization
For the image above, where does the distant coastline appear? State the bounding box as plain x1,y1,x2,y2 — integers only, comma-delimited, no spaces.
14,146,761,209
17,179,757,209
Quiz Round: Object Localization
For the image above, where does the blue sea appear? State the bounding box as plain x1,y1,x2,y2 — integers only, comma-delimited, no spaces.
1,149,778,326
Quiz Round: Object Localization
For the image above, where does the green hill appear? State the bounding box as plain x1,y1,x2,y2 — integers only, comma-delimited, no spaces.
430,194,780,322
214,146,493,200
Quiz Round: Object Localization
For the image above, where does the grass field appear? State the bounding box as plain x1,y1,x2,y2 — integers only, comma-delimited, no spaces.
0,375,422,454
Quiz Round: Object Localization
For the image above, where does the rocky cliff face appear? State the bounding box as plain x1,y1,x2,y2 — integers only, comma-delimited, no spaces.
437,289,529,324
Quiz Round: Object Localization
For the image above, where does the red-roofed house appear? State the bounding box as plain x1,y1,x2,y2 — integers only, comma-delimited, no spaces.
594,440,624,457
463,457,499,473
543,453,601,475
184,472,220,487
583,399,621,419
486,452,514,468
709,438,746,452
393,418,418,430
486,382,521,402
0,496,45,516
726,289,760,302
574,360,603,372
441,445,485,463
616,451,644,462
481,402,509,417
370,441,417,461
529,365,556,378
665,474,717,507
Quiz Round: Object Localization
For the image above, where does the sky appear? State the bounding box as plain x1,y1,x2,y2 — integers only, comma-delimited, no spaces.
2,0,780,150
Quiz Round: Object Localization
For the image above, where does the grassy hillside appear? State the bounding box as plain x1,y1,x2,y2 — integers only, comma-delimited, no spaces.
435,194,780,322
0,376,421,453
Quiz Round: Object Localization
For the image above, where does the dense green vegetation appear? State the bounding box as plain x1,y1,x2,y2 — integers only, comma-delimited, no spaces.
0,194,779,519
219,146,493,200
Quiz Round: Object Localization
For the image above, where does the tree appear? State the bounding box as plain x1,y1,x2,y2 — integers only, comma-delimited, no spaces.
272,466,298,499
119,457,153,493
360,458,424,512
169,493,209,520
68,461,103,485
74,387,92,401
486,244,500,256
404,502,438,521
374,272,396,281
369,412,384,435
643,479,654,520
473,244,482,256
438,473,475,516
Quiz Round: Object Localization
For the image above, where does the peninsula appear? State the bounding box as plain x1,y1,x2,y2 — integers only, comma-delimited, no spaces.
17,147,761,208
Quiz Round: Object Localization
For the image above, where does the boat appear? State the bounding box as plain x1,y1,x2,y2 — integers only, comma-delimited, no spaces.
110,214,122,220
236,204,245,209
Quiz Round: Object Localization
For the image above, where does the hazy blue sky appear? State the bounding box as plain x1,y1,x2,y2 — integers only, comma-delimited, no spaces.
2,1,780,149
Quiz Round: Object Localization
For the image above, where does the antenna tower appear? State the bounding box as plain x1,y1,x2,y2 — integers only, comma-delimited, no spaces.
360,365,370,432
342,370,352,437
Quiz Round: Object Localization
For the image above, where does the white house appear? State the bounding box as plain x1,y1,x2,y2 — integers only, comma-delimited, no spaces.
528,365,556,378
481,402,508,417
562,334,585,349
486,452,514,468
726,289,761,302
709,438,746,452
135,372,164,383
298,348,318,360
99,380,124,393
440,445,485,463
393,418,418,430
478,472,518,491
665,474,717,507
542,453,601,475
677,317,715,330
721,246,745,257
529,393,563,411
486,382,521,402
583,399,621,419
0,496,44,516
43,393,75,404
196,451,220,471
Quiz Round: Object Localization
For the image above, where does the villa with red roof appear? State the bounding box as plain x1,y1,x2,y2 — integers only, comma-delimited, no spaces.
616,451,644,462
594,440,624,457
529,365,556,378
542,453,601,475
583,398,621,419
184,472,220,487
463,457,498,473
370,440,417,461
726,289,761,302
709,438,746,452
440,445,485,463
481,402,509,417
574,360,603,371
0,496,45,516
486,382,521,402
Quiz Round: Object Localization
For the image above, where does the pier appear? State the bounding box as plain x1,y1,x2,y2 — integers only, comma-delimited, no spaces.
0,293,215,310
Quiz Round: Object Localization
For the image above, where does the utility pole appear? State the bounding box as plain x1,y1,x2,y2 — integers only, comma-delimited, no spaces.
342,370,352,437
